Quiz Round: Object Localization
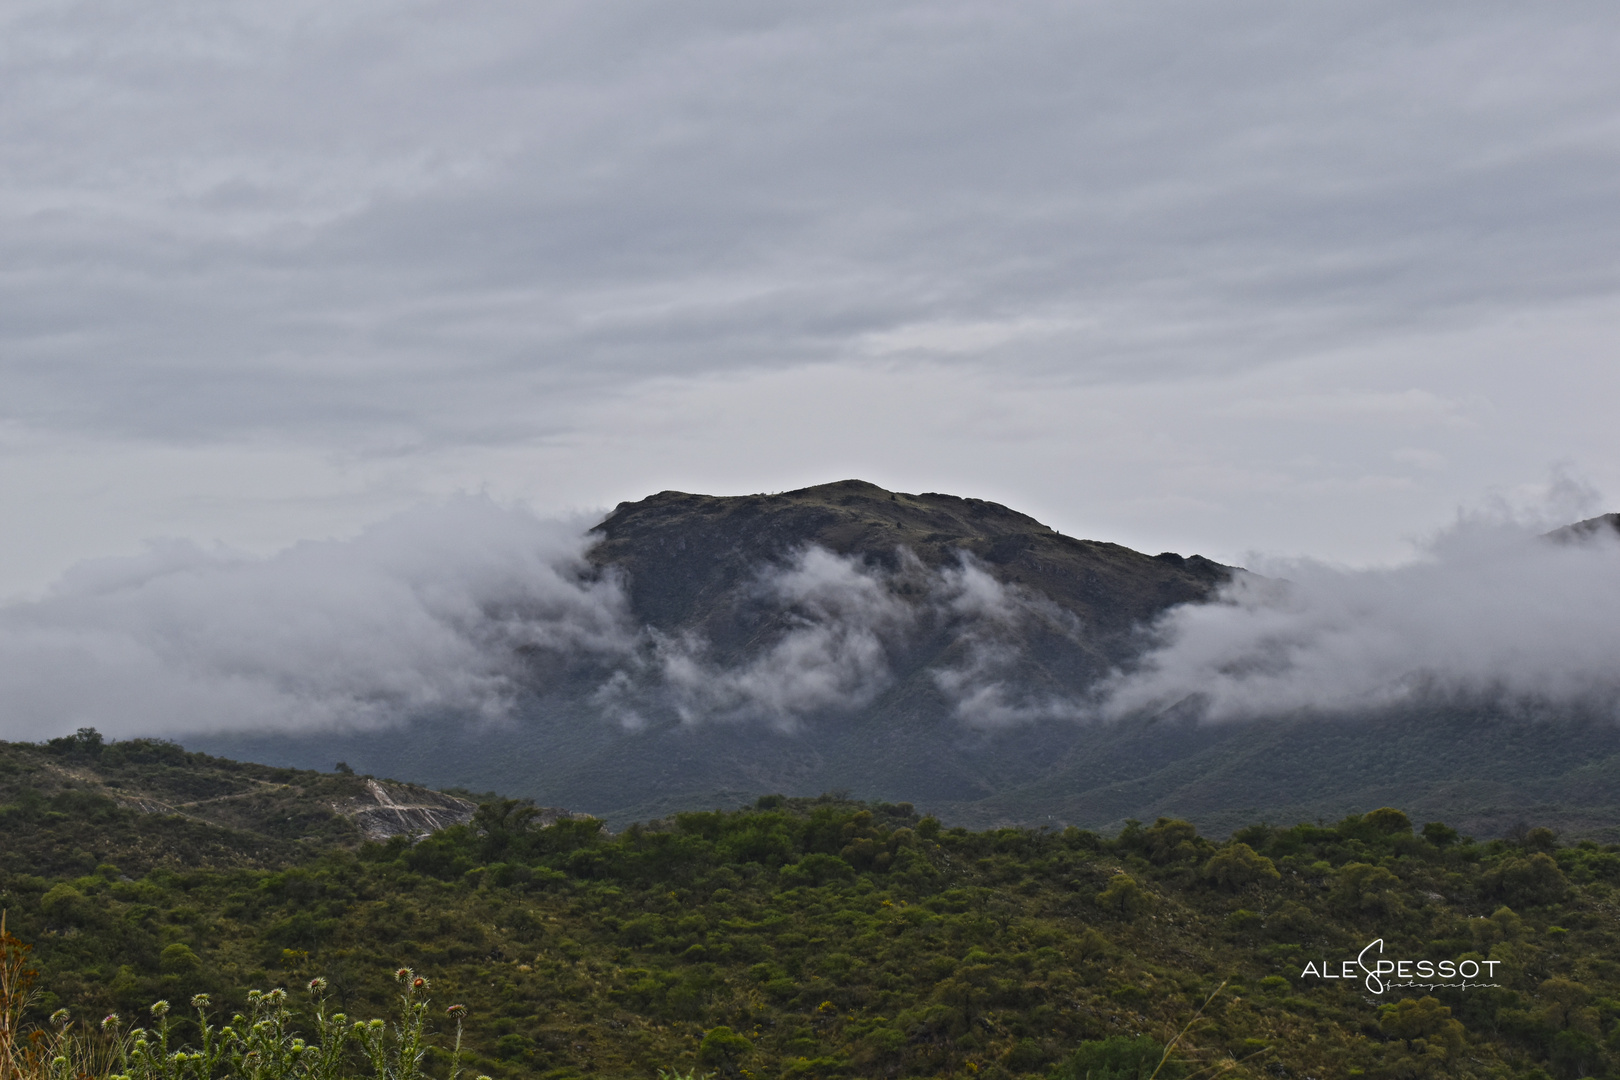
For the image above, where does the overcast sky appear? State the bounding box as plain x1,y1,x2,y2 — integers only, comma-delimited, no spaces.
4,0,1619,597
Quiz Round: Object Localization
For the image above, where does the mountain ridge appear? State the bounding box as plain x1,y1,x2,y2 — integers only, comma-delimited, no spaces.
187,480,1620,840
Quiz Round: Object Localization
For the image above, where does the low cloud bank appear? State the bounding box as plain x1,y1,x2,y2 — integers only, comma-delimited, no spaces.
1102,515,1620,720
600,546,1079,731
0,501,1064,741
0,498,635,740
9,499,1618,744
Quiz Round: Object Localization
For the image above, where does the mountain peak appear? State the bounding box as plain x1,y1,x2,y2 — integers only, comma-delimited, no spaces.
589,479,1228,639
1547,512,1620,543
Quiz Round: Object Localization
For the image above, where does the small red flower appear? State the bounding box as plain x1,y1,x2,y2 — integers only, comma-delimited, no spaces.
412,977,427,989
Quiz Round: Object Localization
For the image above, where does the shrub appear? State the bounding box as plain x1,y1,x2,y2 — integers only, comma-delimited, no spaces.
697,1026,752,1073
39,884,89,925
1202,844,1280,891
1095,874,1146,919
1484,853,1569,907
1052,1035,1182,1080
156,944,200,975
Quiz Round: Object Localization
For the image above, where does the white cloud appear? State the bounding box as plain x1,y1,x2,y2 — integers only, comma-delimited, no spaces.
0,497,636,739
653,546,916,730
1101,507,1620,720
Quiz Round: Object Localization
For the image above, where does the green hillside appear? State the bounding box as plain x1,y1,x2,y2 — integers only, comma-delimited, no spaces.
6,736,1620,1080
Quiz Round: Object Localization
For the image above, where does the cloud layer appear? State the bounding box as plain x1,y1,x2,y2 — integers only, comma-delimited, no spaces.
1104,514,1620,720
598,546,1078,732
5,1,1620,589
0,498,1072,740
5,494,1620,745
0,499,635,739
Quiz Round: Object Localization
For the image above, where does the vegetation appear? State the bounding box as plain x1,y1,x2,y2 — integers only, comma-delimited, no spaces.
6,736,1620,1077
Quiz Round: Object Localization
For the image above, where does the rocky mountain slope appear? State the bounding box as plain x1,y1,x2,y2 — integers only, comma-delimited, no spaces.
191,483,1620,839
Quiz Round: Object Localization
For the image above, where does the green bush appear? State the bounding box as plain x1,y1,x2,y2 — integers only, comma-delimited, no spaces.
1051,1035,1181,1080
697,1026,752,1073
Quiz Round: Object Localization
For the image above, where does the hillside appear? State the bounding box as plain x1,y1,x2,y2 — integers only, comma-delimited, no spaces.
190,480,1620,840
3,743,1620,1080
0,731,476,877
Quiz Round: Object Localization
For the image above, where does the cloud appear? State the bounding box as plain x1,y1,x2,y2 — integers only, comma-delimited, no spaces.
6,1,1620,591
926,558,1089,727
0,497,637,740
5,0,1620,447
651,546,918,731
1101,510,1620,720
581,543,1083,732
0,501,1073,741
7,488,1620,745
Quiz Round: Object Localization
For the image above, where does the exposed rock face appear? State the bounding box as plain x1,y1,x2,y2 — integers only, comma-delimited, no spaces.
336,779,477,841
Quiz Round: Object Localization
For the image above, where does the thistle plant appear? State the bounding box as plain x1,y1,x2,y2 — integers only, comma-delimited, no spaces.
96,968,475,1080
355,969,430,1080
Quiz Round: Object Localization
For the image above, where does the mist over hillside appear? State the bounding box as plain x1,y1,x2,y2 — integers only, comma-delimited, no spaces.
122,479,1620,838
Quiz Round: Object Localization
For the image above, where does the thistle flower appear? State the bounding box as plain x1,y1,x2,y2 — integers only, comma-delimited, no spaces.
102,1014,120,1031
150,1001,170,1019
446,1004,466,1018
50,1009,71,1029
308,977,328,994
395,968,412,982
412,976,428,989
190,994,210,1009
266,988,287,1004
369,1019,385,1030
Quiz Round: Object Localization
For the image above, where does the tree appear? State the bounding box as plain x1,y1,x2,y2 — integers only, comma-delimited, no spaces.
1378,996,1464,1075
1484,853,1568,907
1202,843,1281,891
697,1026,752,1075
1096,874,1147,919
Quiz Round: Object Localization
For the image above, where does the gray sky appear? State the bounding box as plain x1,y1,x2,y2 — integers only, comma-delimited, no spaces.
5,0,1620,597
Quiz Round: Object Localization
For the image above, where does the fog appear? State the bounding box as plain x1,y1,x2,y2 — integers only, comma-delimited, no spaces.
600,546,1073,731
0,498,636,740
1103,513,1620,720
0,499,1060,740
6,496,1619,744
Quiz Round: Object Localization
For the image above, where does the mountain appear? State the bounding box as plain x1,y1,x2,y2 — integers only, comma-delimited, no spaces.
585,479,1229,669
191,480,1620,840
194,481,1233,824
1548,511,1620,543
